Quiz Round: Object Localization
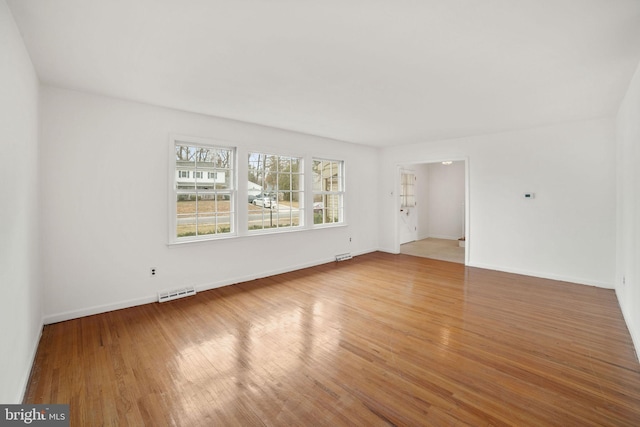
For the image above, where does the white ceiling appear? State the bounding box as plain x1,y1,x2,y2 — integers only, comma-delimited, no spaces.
8,0,640,147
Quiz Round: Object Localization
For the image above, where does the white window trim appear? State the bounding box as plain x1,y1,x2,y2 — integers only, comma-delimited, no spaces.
247,151,305,234
312,158,345,227
168,136,346,245
168,135,237,244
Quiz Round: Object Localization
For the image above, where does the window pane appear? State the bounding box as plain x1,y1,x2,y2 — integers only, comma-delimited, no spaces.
290,191,301,206
196,210,216,236
400,172,415,208
312,160,322,191
312,158,344,226
248,199,265,230
197,195,216,214
215,170,231,190
176,193,197,237
291,158,301,175
248,152,303,232
176,145,196,190
325,194,342,223
290,175,301,191
174,142,235,240
328,161,342,191
215,214,232,234
280,156,291,172
278,173,291,192
266,155,278,172
277,204,292,228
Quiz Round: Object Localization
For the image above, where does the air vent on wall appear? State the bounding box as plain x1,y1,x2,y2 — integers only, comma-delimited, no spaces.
335,253,353,262
158,286,196,303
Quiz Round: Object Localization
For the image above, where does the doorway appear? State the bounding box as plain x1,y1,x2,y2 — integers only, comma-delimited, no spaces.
396,160,468,264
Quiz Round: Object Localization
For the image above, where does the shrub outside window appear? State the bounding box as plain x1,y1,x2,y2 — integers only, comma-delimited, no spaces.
312,159,344,225
248,153,303,231
174,142,235,240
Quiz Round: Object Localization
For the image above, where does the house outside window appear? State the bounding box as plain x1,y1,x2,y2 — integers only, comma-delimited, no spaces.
312,159,344,226
173,140,235,241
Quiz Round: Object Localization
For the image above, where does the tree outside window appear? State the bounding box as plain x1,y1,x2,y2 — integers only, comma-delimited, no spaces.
248,153,303,231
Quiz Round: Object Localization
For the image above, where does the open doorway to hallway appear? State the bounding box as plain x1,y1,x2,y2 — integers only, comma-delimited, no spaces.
398,160,467,264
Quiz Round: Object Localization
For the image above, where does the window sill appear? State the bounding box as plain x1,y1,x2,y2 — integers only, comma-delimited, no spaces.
168,223,348,246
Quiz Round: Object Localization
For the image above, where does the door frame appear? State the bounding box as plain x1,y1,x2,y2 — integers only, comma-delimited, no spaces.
394,157,470,265
398,167,418,244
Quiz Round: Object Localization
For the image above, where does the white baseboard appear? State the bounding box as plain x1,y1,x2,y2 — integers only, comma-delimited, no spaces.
378,247,400,255
427,234,460,240
43,295,158,325
43,249,378,325
197,248,377,294
196,256,339,294
18,322,43,403
352,248,377,257
467,261,615,289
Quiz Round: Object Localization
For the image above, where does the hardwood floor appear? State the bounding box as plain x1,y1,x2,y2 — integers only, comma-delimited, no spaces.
25,252,640,426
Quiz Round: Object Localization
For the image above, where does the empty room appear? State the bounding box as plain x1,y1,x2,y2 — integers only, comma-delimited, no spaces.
2,0,640,425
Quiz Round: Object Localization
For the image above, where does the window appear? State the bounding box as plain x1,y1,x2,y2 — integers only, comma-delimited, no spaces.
173,141,235,240
312,159,344,225
400,172,416,208
248,153,303,231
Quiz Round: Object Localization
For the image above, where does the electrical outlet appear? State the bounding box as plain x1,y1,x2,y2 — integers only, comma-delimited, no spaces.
151,268,157,276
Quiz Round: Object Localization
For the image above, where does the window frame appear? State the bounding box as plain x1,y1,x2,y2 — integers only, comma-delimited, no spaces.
312,158,345,227
169,136,237,244
247,152,304,233
169,136,346,245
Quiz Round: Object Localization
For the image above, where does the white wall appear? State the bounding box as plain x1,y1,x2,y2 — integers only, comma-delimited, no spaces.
426,161,465,240
379,118,617,288
39,87,379,323
616,59,640,358
0,0,42,403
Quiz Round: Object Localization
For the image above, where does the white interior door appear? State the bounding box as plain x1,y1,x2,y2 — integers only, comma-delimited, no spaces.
399,170,418,244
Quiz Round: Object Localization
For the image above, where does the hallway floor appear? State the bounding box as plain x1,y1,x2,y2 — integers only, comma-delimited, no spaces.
400,237,465,264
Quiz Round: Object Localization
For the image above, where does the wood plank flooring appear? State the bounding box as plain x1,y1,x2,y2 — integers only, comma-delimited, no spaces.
24,252,640,426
